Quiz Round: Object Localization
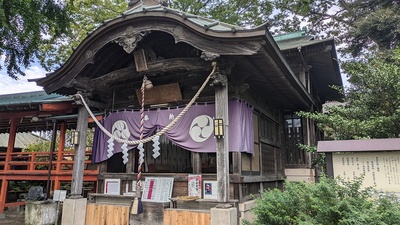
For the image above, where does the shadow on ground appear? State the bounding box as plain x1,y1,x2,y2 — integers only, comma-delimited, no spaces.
0,207,24,225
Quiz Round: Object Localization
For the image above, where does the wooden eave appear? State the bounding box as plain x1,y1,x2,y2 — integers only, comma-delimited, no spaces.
35,13,266,93
34,10,314,110
280,38,343,102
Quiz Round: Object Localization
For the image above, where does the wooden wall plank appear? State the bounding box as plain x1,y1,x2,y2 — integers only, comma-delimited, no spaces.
85,203,130,225
163,209,210,225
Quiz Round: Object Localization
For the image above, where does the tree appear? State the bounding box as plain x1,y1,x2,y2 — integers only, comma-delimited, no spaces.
245,176,400,225
38,0,127,71
272,0,400,57
169,0,272,27
0,0,70,79
298,48,400,140
39,0,271,71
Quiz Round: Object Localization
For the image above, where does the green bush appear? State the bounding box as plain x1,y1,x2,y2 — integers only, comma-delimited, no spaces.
246,176,400,225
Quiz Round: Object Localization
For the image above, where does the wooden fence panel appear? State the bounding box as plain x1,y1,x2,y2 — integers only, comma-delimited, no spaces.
163,208,210,225
85,203,130,225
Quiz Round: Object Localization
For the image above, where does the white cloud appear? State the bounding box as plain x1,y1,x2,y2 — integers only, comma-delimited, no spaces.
0,63,46,95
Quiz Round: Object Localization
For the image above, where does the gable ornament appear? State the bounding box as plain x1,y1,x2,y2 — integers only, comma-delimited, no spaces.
112,26,150,54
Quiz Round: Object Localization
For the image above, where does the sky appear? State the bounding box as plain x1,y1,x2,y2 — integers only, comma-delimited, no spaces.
0,56,46,95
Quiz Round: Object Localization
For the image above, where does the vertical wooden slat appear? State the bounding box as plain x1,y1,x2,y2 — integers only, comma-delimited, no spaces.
163,209,210,225
163,210,171,225
85,204,93,225
86,204,130,225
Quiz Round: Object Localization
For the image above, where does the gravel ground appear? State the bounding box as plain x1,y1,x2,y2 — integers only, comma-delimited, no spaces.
0,208,24,225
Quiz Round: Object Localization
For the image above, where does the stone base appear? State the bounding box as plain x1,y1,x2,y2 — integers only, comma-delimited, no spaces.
210,207,237,225
0,213,5,219
25,200,57,225
239,200,256,225
61,198,87,225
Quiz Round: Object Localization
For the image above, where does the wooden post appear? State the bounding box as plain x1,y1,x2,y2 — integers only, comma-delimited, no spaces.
192,152,202,174
46,120,58,197
1,117,17,214
71,104,89,197
126,152,134,173
214,72,229,203
55,122,66,191
0,178,7,215
5,118,17,171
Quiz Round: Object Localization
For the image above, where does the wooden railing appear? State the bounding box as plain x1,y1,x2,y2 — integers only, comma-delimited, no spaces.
0,151,98,175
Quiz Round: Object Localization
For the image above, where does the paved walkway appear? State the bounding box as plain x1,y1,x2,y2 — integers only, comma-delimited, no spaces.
0,208,24,225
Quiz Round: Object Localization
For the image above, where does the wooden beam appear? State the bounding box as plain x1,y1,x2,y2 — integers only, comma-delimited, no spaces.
40,102,74,112
87,99,106,110
91,58,212,85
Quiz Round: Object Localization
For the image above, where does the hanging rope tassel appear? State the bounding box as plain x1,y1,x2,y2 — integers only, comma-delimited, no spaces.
131,75,148,215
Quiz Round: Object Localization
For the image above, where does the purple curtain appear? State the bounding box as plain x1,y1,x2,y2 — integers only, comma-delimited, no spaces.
92,100,254,163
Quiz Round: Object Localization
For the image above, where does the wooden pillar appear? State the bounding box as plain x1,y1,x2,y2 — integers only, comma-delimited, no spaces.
1,117,17,214
46,120,58,197
5,118,17,171
126,151,135,173
0,178,7,214
192,152,202,174
214,72,230,203
54,122,66,191
71,105,89,197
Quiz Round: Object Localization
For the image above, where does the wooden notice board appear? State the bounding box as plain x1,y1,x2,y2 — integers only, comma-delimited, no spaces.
136,83,182,105
332,151,400,192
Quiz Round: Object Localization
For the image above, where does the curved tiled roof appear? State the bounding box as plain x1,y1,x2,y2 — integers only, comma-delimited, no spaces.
123,4,245,33
0,91,70,107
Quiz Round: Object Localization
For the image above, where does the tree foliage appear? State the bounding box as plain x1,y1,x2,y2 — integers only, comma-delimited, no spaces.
169,0,272,27
298,49,400,140
39,0,271,71
38,0,127,71
246,176,400,225
0,0,69,79
272,0,400,57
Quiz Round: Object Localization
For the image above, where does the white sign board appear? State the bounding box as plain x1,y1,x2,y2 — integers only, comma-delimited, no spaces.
53,190,67,202
141,177,174,203
333,152,400,192
188,174,202,197
203,180,218,200
104,179,121,195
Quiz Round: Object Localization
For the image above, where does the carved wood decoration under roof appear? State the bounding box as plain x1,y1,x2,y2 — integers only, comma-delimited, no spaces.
34,2,341,111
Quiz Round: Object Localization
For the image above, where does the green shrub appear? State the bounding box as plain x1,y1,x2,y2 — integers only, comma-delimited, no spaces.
245,176,400,225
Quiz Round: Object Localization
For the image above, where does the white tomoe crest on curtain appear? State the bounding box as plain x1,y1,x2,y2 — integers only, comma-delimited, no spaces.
189,115,213,143
108,120,131,164
92,101,255,164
